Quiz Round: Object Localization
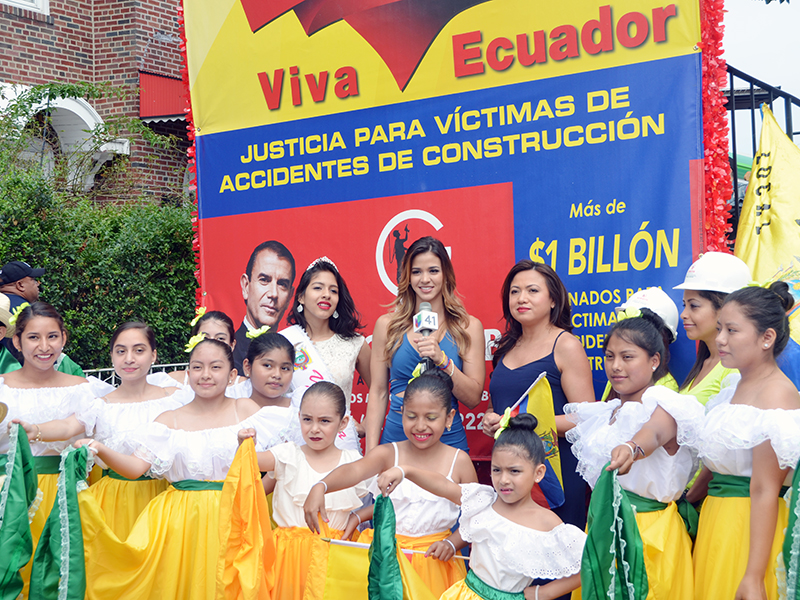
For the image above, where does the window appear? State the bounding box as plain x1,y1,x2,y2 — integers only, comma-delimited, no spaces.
2,0,49,15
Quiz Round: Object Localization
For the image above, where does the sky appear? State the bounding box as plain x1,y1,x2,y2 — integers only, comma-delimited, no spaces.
723,0,800,157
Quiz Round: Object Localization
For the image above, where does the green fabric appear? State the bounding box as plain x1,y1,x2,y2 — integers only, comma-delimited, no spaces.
624,490,698,539
34,455,62,475
30,445,90,600
624,491,668,513
55,353,84,377
464,569,524,600
171,479,224,491
708,472,751,498
782,459,800,599
368,494,403,600
104,469,154,482
0,345,20,374
0,425,39,600
580,464,648,600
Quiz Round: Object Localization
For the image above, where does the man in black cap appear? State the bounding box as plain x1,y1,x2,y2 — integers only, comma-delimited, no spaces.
0,260,44,310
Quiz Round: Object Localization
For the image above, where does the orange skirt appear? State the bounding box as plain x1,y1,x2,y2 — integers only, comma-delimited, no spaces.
273,524,348,600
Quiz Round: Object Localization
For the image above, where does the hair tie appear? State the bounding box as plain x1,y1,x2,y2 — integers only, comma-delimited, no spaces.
246,325,271,339
184,333,205,353
494,407,512,440
747,279,771,289
8,302,30,327
306,256,338,272
189,306,207,327
407,362,425,384
615,306,642,322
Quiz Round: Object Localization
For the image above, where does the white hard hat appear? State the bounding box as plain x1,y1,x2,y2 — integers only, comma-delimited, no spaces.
672,252,752,294
0,293,14,338
617,287,679,342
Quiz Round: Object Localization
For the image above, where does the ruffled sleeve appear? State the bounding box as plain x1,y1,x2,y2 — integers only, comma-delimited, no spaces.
130,422,178,477
248,406,302,450
73,394,108,436
85,376,115,398
458,483,496,542
644,386,705,449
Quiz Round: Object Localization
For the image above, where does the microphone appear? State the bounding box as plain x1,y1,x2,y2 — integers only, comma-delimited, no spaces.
413,302,439,374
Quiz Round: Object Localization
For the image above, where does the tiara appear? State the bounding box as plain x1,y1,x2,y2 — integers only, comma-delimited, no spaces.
306,256,338,272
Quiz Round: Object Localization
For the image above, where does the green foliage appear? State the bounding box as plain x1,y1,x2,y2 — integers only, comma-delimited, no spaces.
0,82,196,369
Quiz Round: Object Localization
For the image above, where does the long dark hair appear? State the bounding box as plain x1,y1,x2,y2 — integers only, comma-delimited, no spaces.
287,260,364,338
191,310,236,345
493,261,572,368
245,331,294,365
679,290,726,391
604,308,668,383
110,321,157,351
13,301,65,338
725,282,795,357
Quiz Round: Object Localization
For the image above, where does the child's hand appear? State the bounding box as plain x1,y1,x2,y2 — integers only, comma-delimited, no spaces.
424,540,454,561
303,482,329,534
237,428,256,446
607,443,635,474
73,438,99,454
342,512,361,540
10,419,37,441
376,466,405,496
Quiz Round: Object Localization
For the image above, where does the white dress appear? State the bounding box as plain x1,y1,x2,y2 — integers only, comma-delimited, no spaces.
565,386,704,501
368,441,461,536
267,441,368,530
0,376,114,455
459,483,585,592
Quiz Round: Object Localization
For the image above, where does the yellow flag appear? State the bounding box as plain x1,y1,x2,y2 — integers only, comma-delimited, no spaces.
523,376,563,486
734,104,800,344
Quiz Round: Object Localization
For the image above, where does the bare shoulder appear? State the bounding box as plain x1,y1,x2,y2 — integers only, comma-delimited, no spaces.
154,409,176,427
236,396,262,419
533,506,565,530
455,449,478,483
554,331,587,358
168,371,185,384
755,377,800,410
466,314,484,334
373,313,391,332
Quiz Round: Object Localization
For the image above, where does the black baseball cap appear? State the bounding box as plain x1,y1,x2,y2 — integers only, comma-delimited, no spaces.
0,261,45,284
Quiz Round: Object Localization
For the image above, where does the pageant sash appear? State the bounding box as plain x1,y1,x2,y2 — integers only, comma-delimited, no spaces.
0,425,39,600
281,325,337,405
464,569,524,600
30,445,91,600
171,480,224,491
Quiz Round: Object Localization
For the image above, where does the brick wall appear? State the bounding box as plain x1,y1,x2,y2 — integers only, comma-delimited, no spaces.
0,0,189,203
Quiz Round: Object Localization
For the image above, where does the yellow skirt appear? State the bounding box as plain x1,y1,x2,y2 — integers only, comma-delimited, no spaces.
273,525,346,600
357,529,467,598
572,502,693,600
20,472,57,599
89,475,169,540
440,579,485,600
693,495,788,600
81,484,223,600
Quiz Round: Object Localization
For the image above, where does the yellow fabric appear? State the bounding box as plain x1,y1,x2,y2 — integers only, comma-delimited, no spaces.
89,475,169,540
304,542,370,600
81,484,224,599
440,579,482,600
601,375,679,402
217,439,275,600
572,502,693,600
273,524,345,600
683,361,737,406
693,495,788,600
20,472,57,599
87,464,104,486
357,528,466,598
526,376,563,486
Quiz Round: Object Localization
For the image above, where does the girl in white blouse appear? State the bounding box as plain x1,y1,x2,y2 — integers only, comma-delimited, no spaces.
377,412,585,600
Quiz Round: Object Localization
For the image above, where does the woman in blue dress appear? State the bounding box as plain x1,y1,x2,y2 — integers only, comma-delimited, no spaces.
365,236,485,454
482,260,594,530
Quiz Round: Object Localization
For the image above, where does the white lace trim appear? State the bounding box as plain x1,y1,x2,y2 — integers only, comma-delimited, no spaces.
459,483,584,579
28,489,43,524
56,449,71,600
787,487,800,599
0,424,18,530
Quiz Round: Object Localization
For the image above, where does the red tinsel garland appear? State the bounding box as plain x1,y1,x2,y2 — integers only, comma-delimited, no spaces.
177,0,203,306
700,0,733,253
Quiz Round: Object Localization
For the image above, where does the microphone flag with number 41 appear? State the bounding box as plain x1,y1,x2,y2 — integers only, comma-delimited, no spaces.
503,371,565,510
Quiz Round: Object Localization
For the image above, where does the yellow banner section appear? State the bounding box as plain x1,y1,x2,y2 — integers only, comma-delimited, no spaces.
184,0,701,135
735,104,800,344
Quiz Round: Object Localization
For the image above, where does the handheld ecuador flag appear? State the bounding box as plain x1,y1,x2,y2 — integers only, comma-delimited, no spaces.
216,438,275,600
497,372,565,510
734,104,800,348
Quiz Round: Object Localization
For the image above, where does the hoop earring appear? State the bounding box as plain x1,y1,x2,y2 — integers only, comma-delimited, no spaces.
297,304,303,313
333,310,339,319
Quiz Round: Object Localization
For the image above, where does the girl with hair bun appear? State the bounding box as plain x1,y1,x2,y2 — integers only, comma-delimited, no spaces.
644,282,799,600
282,257,370,452
305,370,478,597
378,412,586,600
567,307,703,599
0,301,113,597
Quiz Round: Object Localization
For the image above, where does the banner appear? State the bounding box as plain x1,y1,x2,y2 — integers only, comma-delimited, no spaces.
184,0,704,458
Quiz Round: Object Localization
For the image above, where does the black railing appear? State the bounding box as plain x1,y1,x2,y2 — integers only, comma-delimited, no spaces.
724,65,800,234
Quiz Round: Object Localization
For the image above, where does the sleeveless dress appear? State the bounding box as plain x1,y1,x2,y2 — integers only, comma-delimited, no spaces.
488,332,587,529
381,333,468,452
362,442,466,597
267,442,368,600
79,406,286,600
565,386,703,599
673,375,800,600
0,375,113,598
440,483,585,600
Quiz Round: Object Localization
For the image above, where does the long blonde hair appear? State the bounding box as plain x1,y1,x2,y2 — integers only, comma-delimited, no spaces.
383,237,471,362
